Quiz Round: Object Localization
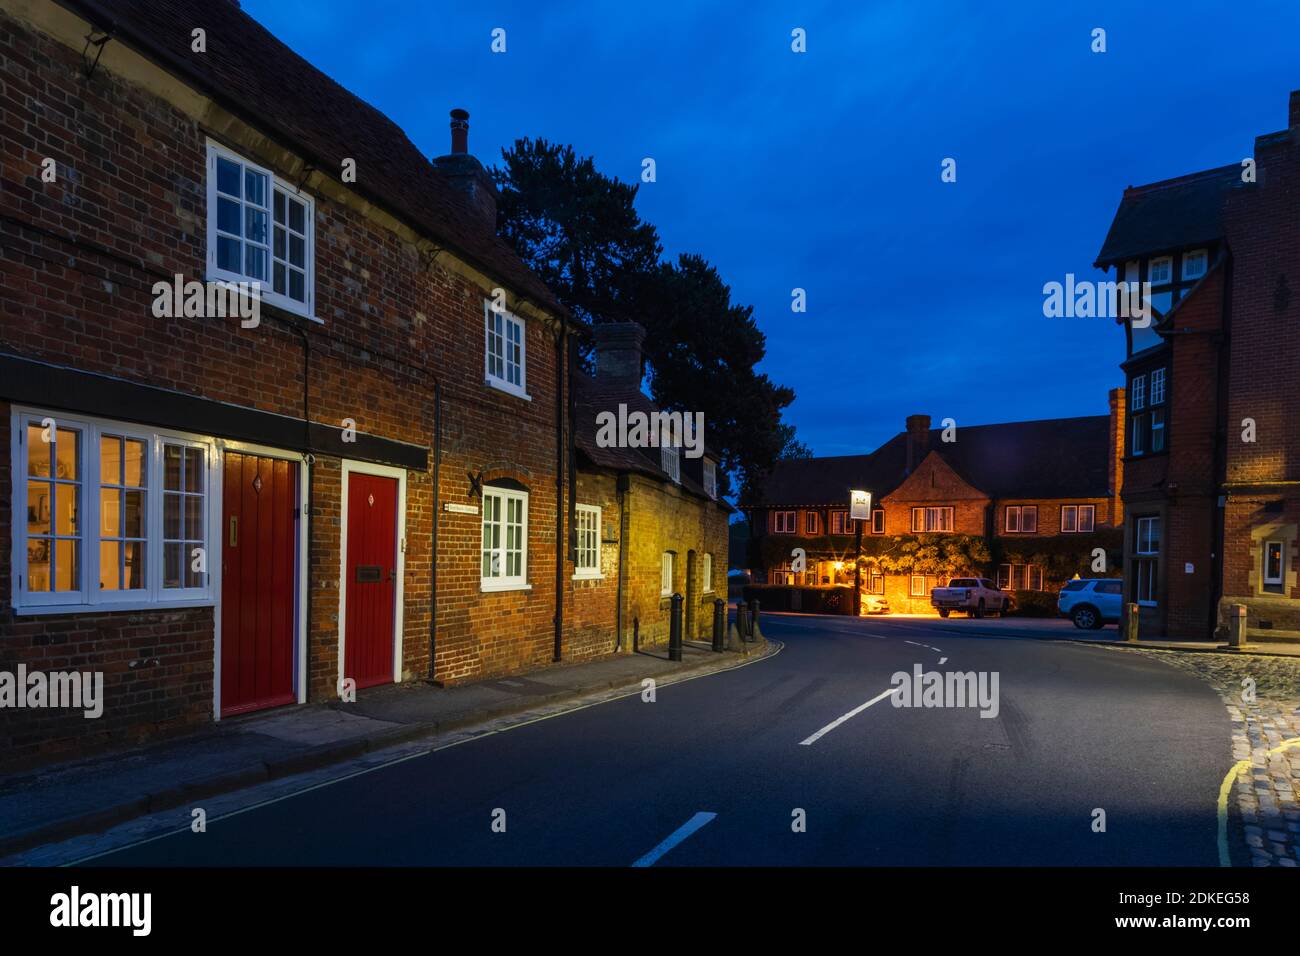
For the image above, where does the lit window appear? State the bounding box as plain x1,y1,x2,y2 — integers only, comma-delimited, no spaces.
481,484,528,591
1182,249,1207,281
573,504,601,580
1264,541,1284,590
1148,256,1172,285
484,301,528,399
703,459,717,499
13,409,213,611
910,574,926,596
911,506,953,532
661,552,674,597
207,141,313,317
702,553,713,593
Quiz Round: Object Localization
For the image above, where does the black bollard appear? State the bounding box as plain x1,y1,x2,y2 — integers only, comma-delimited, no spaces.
712,598,726,652
669,593,684,662
736,602,750,644
747,598,761,642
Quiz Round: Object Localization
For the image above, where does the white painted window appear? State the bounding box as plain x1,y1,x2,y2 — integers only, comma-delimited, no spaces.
1264,540,1284,587
1182,249,1208,281
1134,516,1160,606
1061,504,1095,533
804,511,819,534
207,140,314,318
911,506,953,532
771,510,796,533
910,574,926,596
661,551,674,596
1150,408,1166,452
660,444,681,484
11,409,214,612
871,509,885,534
484,301,528,399
1149,367,1166,405
702,553,713,593
573,504,601,579
831,510,850,534
1130,374,1145,411
481,485,528,591
1148,256,1172,285
1005,505,1037,533
703,459,717,499
998,563,1044,591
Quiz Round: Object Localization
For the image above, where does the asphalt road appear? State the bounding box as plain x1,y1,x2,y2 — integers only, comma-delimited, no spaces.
84,613,1232,866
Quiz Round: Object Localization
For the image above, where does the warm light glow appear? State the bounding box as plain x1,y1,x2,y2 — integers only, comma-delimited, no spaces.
833,561,844,571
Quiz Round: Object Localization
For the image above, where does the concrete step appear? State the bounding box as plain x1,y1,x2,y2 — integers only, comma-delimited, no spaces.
1246,628,1300,644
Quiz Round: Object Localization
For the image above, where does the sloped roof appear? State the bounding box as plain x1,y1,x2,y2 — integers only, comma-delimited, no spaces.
748,416,1112,508
59,0,563,313
1094,164,1240,267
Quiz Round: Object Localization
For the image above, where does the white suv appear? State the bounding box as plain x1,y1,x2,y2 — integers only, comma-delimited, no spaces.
1057,578,1123,629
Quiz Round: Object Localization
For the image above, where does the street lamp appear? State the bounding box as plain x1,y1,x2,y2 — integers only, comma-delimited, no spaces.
849,490,872,616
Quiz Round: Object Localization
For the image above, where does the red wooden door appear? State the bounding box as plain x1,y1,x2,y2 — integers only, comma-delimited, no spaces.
344,473,398,689
221,453,297,717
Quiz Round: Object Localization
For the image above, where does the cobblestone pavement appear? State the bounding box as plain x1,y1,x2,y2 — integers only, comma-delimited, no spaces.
1113,647,1300,867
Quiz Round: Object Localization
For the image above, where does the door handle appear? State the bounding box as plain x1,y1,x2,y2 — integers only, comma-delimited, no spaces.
229,516,238,548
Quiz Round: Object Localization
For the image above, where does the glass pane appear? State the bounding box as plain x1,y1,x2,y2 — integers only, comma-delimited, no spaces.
100,435,121,483
55,482,77,535
56,428,79,480
185,548,205,589
185,495,204,539
274,225,286,259
289,233,304,267
245,207,268,245
274,190,286,223
185,448,204,493
217,197,241,236
216,157,241,197
274,262,286,295
289,269,304,302
99,540,120,591
27,538,51,591
245,244,267,281
27,423,49,476
123,541,145,589
123,490,144,538
164,542,182,589
55,539,78,591
288,198,305,233
100,488,121,537
217,236,241,272
482,550,492,577
164,492,181,540
244,168,267,207
124,439,146,487
26,480,51,534
164,444,182,490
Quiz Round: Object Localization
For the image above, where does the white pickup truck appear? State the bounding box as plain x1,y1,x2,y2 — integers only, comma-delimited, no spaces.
930,577,1009,618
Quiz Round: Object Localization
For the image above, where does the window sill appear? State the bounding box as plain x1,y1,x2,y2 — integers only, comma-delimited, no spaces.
13,597,216,616
480,581,532,594
484,378,531,402
204,273,321,324
572,572,604,582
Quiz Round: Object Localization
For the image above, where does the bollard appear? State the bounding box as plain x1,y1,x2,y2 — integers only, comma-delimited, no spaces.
1227,603,1247,647
736,601,751,644
1123,602,1140,643
712,598,726,652
669,593,684,662
747,598,761,643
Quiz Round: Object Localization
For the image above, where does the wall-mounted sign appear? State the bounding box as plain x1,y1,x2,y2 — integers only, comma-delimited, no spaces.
849,490,872,521
445,502,479,515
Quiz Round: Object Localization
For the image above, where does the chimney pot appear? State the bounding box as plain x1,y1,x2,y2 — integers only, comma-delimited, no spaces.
450,108,470,155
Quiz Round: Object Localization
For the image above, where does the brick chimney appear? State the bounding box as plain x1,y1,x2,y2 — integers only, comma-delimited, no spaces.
592,321,646,385
1108,386,1126,522
432,108,498,231
905,414,931,473
1290,90,1300,128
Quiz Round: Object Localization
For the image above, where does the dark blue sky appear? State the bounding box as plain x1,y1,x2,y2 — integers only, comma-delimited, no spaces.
246,0,1300,456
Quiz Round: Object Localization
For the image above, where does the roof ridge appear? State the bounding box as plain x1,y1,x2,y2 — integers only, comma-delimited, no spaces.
1122,163,1240,197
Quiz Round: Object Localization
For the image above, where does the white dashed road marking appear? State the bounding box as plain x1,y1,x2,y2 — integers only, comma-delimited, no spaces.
799,687,900,746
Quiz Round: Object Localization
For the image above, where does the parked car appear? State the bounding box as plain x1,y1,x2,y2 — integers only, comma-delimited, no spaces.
930,577,1008,618
1057,578,1123,629
862,594,890,615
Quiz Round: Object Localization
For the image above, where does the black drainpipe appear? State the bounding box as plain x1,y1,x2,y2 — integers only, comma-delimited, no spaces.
292,324,314,691
615,473,630,651
429,377,442,681
553,315,568,662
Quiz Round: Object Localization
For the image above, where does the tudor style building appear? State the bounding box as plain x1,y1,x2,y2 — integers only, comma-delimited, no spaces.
744,402,1125,614
1095,88,1300,641
0,0,725,770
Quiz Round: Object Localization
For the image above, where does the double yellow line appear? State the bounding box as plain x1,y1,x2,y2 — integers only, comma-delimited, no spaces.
1217,736,1300,867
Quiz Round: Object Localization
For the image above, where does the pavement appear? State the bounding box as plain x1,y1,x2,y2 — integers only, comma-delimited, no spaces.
0,636,768,860
5,611,1242,867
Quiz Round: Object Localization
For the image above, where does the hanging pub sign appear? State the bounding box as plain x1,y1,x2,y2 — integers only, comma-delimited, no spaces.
849,490,872,521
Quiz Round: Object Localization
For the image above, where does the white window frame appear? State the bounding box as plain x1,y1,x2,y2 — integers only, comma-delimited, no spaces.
703,459,717,499
661,444,681,484
1130,374,1145,412
1264,540,1284,587
1149,367,1166,406
206,140,315,320
1148,256,1172,286
804,511,819,534
1134,516,1160,607
1150,408,1166,452
1182,249,1208,282
661,551,674,597
1062,504,1095,533
871,509,885,534
910,574,926,597
911,506,954,532
573,504,602,580
831,510,849,534
1005,505,1036,533
11,407,218,614
480,485,530,592
483,300,530,400
702,552,713,593
772,510,796,534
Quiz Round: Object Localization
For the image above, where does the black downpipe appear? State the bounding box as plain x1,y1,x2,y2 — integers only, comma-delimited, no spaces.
615,473,630,651
293,326,314,692
1209,258,1232,637
429,378,442,681
553,320,567,662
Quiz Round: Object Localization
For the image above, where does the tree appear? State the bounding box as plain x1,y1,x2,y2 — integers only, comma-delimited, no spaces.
493,139,806,499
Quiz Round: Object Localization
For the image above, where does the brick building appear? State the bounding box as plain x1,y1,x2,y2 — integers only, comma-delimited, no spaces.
572,323,731,649
1095,88,1300,641
743,405,1124,614
0,0,725,769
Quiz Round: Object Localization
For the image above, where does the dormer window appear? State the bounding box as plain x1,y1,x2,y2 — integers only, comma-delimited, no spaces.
1148,256,1172,286
1182,249,1208,281
661,444,680,484
703,459,717,499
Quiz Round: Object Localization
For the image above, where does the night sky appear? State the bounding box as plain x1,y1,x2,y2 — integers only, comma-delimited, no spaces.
243,0,1300,456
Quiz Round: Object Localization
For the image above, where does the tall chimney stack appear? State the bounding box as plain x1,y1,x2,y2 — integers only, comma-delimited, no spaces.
905,414,931,474
592,321,646,385
433,108,498,232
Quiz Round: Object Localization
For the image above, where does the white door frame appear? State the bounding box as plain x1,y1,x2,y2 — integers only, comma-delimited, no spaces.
338,459,407,690
212,440,310,721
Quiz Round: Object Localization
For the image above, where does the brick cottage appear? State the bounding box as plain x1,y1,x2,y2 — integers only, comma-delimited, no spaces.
1095,88,1300,641
0,0,726,769
743,405,1125,614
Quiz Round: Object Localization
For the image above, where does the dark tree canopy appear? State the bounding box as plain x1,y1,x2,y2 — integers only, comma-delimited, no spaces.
493,138,806,500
